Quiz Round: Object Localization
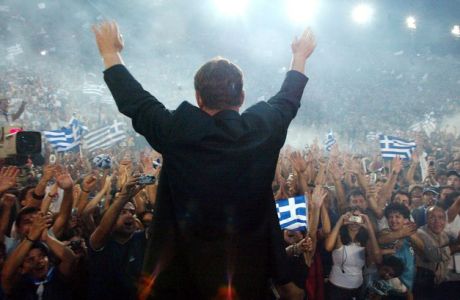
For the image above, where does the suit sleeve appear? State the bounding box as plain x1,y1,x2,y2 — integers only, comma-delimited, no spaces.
266,70,308,126
104,64,172,152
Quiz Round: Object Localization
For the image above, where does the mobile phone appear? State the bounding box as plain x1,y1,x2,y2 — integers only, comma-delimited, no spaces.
138,175,156,185
370,173,377,184
349,215,363,224
429,160,434,167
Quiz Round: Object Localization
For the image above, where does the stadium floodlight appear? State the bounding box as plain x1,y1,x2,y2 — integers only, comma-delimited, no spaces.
40,50,47,56
406,16,416,30
285,0,319,24
214,0,249,16
352,3,374,24
452,25,460,37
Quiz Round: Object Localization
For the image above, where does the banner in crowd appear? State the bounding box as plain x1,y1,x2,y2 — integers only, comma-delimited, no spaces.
43,127,82,152
324,129,336,152
83,121,127,153
275,195,308,231
43,117,87,152
379,135,416,160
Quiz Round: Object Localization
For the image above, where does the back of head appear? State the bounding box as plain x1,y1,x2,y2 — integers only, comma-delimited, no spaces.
194,57,243,110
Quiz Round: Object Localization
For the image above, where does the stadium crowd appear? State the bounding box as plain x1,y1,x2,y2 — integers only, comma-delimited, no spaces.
1,4,460,298
0,68,459,299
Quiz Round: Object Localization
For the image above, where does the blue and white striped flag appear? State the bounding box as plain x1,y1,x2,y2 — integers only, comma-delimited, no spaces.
43,127,81,152
379,135,416,160
68,117,88,136
43,117,87,152
83,121,127,153
275,195,308,231
324,129,336,152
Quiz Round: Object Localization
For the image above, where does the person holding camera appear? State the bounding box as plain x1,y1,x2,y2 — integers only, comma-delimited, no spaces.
87,174,147,300
324,207,382,300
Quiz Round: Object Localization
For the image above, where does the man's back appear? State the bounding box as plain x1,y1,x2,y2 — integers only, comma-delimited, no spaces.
93,21,316,298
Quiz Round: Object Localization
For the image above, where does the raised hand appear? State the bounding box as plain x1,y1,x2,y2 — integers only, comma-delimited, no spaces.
391,156,403,174
42,164,57,182
296,237,313,253
1,193,17,208
55,165,74,191
291,28,316,61
92,21,124,57
311,186,327,208
289,151,307,173
82,174,98,193
0,166,19,193
119,174,143,200
28,213,51,241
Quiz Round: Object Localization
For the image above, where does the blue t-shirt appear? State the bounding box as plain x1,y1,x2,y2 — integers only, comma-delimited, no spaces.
392,238,415,291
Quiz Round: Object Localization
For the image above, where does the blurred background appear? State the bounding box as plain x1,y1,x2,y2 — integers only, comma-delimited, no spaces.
1,0,459,149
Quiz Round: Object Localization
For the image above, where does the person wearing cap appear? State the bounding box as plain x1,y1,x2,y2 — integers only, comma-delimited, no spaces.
1,212,76,299
412,188,439,228
446,170,460,190
87,174,147,300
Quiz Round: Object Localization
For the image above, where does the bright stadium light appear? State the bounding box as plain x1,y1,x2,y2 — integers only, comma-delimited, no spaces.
352,4,374,24
452,25,460,37
285,0,319,24
406,16,416,30
214,0,249,16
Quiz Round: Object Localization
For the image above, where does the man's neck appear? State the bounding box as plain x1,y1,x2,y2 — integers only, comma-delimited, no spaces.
201,106,240,116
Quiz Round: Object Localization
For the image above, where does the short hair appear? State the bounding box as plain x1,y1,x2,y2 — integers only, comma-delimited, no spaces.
346,188,365,203
15,206,40,227
384,202,410,220
392,190,411,205
426,205,446,220
381,255,404,278
194,57,243,110
29,241,50,256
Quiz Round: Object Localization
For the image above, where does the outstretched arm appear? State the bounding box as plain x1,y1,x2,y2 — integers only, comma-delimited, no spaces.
92,21,124,69
290,28,316,74
90,174,143,250
92,21,172,152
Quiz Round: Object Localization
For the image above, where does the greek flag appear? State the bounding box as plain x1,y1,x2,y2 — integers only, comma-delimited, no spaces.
43,117,87,152
379,135,416,160
275,195,308,231
324,129,336,152
83,121,127,152
69,117,88,136
43,127,81,152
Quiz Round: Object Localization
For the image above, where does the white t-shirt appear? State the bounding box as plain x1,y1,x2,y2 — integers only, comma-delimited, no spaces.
329,243,366,289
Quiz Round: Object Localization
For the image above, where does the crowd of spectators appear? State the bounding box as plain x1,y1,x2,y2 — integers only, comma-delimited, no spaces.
1,3,460,298
0,89,459,299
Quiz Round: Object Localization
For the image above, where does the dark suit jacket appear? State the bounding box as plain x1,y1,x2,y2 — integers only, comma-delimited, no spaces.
104,65,308,298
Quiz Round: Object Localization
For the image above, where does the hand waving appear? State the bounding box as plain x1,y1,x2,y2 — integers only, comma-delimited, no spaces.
92,21,124,57
0,166,19,193
291,28,316,60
